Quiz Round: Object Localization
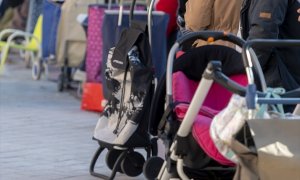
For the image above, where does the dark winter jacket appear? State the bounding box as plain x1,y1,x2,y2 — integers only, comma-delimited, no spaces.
0,0,24,18
248,0,300,90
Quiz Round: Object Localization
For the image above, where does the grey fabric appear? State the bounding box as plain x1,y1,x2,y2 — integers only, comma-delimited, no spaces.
26,0,43,33
232,119,300,180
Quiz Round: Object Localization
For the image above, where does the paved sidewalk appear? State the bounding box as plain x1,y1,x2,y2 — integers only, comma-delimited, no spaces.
0,60,144,180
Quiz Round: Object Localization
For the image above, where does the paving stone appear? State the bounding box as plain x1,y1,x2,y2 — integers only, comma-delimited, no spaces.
0,61,146,179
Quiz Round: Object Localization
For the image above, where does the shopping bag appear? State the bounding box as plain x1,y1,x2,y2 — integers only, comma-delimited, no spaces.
81,82,105,112
86,4,119,83
231,119,300,180
86,5,106,83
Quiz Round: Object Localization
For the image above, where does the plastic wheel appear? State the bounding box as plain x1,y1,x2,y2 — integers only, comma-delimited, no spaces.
105,149,124,173
121,151,145,177
143,156,164,179
32,61,41,80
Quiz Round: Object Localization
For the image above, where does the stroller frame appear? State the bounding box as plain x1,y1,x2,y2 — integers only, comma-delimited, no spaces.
89,139,156,180
157,31,246,179
158,33,300,179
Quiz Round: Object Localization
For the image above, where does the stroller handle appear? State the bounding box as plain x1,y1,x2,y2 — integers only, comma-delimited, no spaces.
242,39,300,68
129,0,155,46
212,66,300,103
176,31,245,48
166,31,245,104
242,39,300,110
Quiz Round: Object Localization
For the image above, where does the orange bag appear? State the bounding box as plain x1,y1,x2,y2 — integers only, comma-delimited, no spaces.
81,82,105,112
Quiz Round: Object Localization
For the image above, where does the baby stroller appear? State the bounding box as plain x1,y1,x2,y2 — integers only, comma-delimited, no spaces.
147,32,300,179
144,31,249,179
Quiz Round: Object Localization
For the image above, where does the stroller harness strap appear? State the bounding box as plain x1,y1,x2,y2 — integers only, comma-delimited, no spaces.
256,87,286,118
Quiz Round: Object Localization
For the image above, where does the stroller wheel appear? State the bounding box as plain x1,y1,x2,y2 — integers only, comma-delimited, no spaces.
32,61,41,80
143,156,164,179
121,151,145,177
105,149,124,173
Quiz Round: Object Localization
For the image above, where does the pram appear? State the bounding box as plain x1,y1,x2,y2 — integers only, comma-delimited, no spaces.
144,31,248,179
148,32,300,179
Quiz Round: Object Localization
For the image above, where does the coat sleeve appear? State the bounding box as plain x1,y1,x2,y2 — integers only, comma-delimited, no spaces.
248,0,288,69
184,0,214,31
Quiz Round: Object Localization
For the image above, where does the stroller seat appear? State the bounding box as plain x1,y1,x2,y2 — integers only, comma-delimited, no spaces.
171,59,248,166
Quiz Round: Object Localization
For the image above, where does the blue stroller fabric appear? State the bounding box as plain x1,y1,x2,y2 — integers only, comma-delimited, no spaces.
101,10,169,98
26,0,44,33
42,0,62,59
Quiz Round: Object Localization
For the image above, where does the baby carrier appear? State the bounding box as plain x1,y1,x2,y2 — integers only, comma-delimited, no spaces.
144,31,248,179
90,20,156,179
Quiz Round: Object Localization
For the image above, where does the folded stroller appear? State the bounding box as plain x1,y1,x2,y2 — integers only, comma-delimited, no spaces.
89,1,158,177
144,31,249,179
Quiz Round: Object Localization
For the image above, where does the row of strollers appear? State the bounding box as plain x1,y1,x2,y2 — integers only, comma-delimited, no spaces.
89,1,300,180
1,0,300,180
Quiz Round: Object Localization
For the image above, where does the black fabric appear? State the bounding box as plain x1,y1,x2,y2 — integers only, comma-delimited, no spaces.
149,74,167,136
0,2,6,18
4,0,24,8
247,0,300,90
111,21,148,70
173,45,245,81
177,0,187,19
0,0,24,18
240,0,252,40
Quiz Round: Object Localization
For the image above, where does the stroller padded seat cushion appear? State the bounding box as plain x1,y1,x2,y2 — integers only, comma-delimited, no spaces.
172,71,248,166
172,71,247,111
192,114,235,166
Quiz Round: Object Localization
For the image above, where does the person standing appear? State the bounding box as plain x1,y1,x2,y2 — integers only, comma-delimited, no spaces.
247,0,300,90
183,0,243,48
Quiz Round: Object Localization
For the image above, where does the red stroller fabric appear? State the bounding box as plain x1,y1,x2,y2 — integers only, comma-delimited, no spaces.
172,68,247,166
155,0,178,37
